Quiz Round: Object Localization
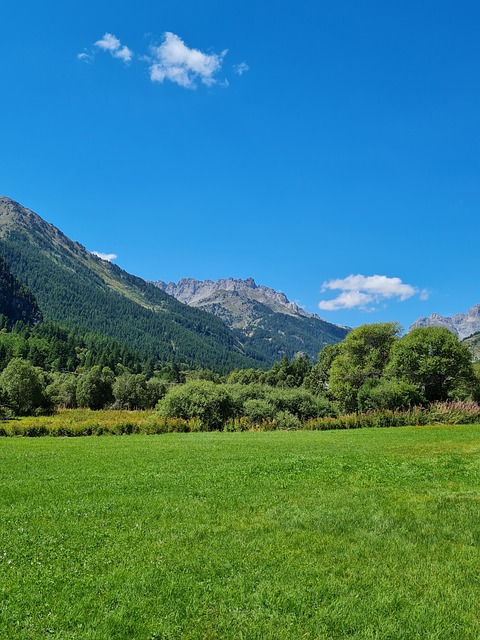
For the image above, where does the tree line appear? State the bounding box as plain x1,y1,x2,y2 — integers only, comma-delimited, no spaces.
0,321,478,422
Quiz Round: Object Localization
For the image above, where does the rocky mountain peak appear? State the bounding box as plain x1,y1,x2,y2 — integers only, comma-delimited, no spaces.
153,277,313,318
410,303,480,340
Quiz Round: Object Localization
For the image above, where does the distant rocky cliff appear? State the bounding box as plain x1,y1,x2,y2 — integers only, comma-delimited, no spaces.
153,277,349,360
410,304,480,340
155,277,318,322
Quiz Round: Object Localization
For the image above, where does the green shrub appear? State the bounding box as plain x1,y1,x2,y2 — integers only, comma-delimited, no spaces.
243,398,276,424
46,373,78,409
223,417,251,432
0,358,51,415
156,381,236,430
224,383,269,416
76,366,114,410
358,378,425,412
274,410,301,430
267,387,335,420
387,327,475,402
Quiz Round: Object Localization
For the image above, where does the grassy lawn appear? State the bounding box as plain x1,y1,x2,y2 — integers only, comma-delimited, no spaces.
1,426,479,639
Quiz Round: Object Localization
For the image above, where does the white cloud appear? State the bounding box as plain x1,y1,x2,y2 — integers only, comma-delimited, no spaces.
233,61,249,76
319,274,427,311
80,31,240,89
77,51,94,64
149,32,227,88
323,275,416,300
94,33,133,63
95,33,121,52
91,251,117,262
419,289,430,301
319,290,375,311
114,46,133,63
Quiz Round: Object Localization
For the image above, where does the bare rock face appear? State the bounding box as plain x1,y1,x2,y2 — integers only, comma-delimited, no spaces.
410,304,480,340
153,277,318,324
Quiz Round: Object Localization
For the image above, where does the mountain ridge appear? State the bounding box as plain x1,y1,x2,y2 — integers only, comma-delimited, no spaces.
153,276,349,360
155,277,320,321
0,196,349,369
410,303,480,340
0,197,267,372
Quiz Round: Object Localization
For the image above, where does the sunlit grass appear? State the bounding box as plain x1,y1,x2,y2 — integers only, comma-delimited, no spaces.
1,426,479,639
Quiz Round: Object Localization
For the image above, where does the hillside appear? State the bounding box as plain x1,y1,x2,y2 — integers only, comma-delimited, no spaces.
463,332,480,362
0,255,42,327
0,197,268,372
154,277,349,360
410,304,480,340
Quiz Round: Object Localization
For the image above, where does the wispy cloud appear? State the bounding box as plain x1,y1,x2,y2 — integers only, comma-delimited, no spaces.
91,251,117,262
95,33,133,63
233,61,249,76
318,275,428,311
149,32,227,88
77,51,94,64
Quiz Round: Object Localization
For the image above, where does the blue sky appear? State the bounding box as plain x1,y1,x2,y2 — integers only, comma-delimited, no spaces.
1,0,479,331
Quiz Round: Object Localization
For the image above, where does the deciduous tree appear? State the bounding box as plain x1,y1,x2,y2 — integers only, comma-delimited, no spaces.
387,327,475,402
329,323,401,412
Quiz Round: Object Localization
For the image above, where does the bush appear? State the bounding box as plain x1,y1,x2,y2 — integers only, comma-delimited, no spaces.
76,366,114,410
243,398,276,424
267,387,335,420
274,410,301,430
156,380,236,430
0,358,51,415
387,327,475,402
113,373,148,410
224,383,269,415
358,378,425,412
145,377,169,407
1,402,479,437
46,373,77,409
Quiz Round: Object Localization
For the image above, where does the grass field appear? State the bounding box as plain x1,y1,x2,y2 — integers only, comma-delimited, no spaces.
1,426,479,639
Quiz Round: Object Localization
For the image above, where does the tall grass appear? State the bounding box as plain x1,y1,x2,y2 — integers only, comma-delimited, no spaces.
1,401,480,437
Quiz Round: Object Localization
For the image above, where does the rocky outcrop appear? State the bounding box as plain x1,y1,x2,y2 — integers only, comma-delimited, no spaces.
410,304,480,340
154,277,318,321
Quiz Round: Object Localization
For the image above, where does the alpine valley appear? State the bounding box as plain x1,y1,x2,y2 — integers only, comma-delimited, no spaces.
0,197,349,372
154,277,349,363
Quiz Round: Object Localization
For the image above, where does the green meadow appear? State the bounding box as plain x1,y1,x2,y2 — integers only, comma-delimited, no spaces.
1,426,479,639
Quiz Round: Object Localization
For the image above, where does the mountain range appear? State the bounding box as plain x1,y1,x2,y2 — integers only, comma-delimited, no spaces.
154,277,349,361
410,304,480,340
0,197,348,371
2,196,479,370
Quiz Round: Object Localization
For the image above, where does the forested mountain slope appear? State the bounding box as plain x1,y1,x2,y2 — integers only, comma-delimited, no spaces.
0,197,267,372
463,332,480,362
0,255,42,327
